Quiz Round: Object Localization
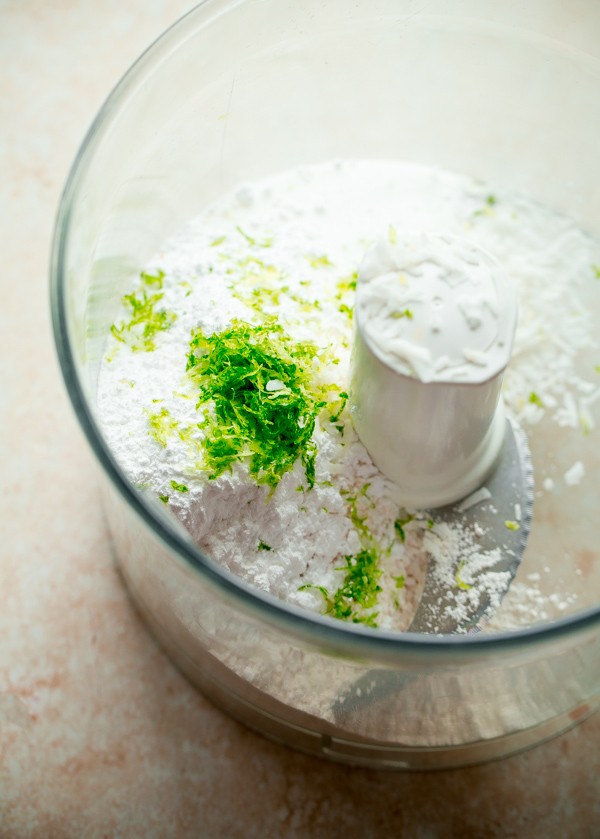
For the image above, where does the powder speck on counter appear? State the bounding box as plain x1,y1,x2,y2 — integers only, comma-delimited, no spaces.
565,461,585,486
97,160,600,633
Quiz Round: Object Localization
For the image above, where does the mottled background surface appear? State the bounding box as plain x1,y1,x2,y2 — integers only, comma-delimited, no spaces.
1,1,598,836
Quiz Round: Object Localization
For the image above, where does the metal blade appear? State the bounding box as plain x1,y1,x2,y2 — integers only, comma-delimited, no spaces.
408,416,534,634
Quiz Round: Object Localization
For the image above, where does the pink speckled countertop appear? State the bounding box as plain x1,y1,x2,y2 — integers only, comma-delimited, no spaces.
1,1,599,836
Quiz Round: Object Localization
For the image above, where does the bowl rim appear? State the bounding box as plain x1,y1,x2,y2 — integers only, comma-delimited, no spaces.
50,0,600,662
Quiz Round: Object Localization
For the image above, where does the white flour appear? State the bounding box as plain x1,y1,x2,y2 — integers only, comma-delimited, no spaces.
97,160,600,633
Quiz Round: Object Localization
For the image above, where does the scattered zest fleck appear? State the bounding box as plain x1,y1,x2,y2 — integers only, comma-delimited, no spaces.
170,480,189,493
159,494,169,504
504,520,520,531
336,271,358,296
110,270,176,353
236,225,272,248
258,541,272,551
455,559,472,591
147,407,179,447
394,514,414,542
528,391,544,408
329,392,348,424
392,308,413,320
308,254,333,269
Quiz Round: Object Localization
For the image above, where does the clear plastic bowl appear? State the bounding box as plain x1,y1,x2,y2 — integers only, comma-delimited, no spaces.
51,0,600,769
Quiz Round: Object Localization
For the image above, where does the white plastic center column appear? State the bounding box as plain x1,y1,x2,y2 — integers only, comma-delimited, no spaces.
350,232,518,508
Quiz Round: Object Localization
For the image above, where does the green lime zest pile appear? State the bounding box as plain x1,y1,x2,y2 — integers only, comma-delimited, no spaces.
187,318,335,490
110,270,176,352
301,485,383,626
301,490,434,626
300,549,382,627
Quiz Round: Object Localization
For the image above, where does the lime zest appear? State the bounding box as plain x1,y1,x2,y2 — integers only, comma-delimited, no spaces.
528,391,544,408
236,225,272,248
159,494,169,504
301,481,403,627
391,308,413,320
170,480,189,493
336,271,358,297
328,391,348,424
505,520,520,531
147,407,180,448
394,513,414,543
580,414,591,436
140,269,165,289
307,254,333,269
110,270,176,353
258,540,272,551
187,319,333,490
299,583,330,600
455,559,472,591
301,549,381,627
473,196,496,218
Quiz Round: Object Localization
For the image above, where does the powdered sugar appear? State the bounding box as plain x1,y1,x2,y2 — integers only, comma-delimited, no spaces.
97,160,600,633
565,461,585,486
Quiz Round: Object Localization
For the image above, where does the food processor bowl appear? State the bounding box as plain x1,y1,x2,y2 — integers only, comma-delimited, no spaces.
51,0,600,769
